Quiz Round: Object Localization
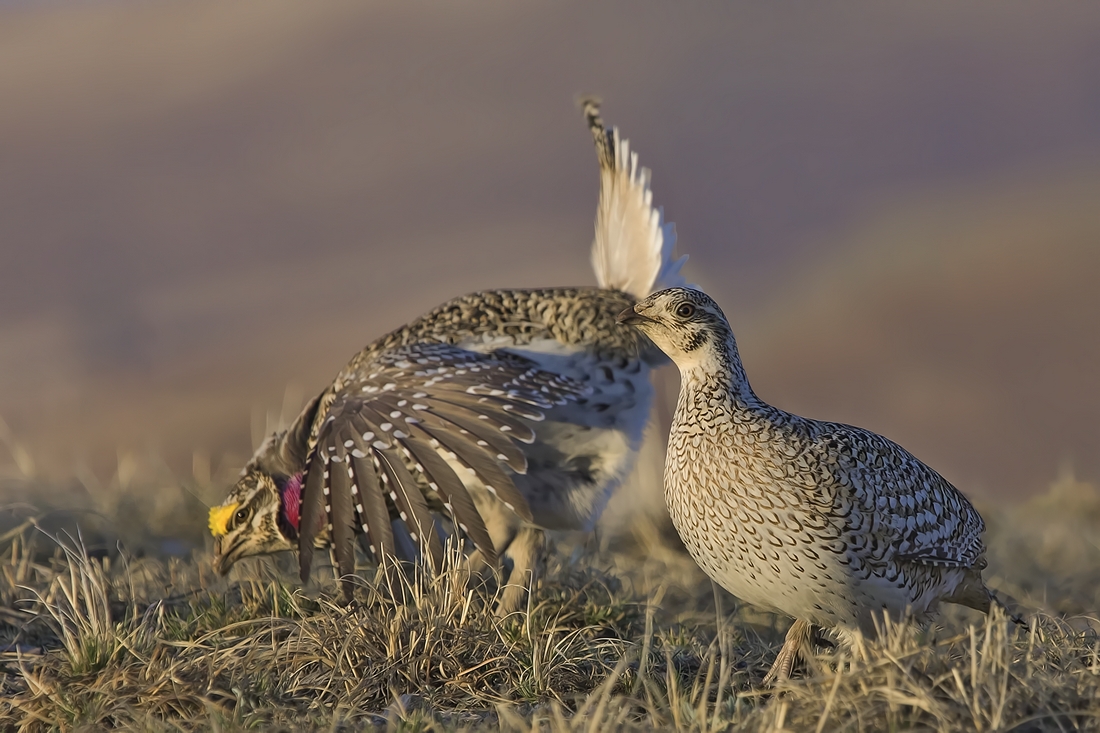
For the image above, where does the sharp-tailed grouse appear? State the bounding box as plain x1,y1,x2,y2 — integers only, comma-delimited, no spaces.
618,287,996,683
208,101,687,613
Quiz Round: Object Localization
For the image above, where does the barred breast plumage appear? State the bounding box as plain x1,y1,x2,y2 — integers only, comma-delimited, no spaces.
619,287,995,684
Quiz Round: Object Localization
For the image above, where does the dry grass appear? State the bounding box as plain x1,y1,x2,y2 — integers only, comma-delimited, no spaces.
3,465,1100,731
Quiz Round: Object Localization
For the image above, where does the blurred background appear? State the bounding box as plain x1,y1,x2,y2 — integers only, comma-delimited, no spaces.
1,1,1098,548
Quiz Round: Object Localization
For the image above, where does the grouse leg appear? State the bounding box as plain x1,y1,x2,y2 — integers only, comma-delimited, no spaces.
763,618,812,685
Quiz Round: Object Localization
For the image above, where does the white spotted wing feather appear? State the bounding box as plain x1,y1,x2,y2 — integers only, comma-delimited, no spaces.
298,342,590,590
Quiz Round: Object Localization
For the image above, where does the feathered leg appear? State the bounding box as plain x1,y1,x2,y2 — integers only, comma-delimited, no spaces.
495,525,545,616
763,619,813,686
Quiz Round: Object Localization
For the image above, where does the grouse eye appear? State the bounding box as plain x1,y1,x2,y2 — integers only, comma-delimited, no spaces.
234,507,250,525
675,303,696,318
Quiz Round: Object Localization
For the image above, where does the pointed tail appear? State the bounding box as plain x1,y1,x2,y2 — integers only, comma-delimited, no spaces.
581,98,687,300
948,571,1028,628
990,588,1029,628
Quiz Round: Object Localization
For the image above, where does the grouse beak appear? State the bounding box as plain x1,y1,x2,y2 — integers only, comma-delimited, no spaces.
616,305,655,327
211,536,231,576
211,534,247,576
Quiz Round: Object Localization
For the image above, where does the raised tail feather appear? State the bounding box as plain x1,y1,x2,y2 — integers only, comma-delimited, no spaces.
582,97,687,300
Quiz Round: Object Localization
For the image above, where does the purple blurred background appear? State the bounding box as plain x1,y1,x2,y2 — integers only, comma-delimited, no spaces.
1,1,1098,504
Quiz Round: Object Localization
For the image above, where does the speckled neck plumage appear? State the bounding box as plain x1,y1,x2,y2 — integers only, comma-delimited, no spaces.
674,327,762,420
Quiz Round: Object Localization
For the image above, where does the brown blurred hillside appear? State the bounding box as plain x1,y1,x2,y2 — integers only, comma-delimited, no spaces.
1,0,1098,511
736,174,1100,499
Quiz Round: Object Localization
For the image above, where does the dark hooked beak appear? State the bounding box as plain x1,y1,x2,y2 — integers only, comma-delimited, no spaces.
616,305,655,327
211,536,230,576
211,535,242,576
211,537,228,576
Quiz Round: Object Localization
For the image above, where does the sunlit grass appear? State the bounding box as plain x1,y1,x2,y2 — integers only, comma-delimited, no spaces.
3,459,1100,731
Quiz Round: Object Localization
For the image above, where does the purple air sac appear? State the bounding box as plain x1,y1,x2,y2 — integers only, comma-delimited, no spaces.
281,472,304,533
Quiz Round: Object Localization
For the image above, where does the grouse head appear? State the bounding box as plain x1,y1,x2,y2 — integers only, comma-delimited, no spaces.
209,395,325,575
616,287,731,367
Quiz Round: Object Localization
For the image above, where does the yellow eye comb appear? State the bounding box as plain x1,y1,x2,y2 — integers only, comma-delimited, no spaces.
208,503,239,537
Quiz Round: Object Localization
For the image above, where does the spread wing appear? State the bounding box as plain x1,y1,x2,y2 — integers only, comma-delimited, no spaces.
297,342,589,591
